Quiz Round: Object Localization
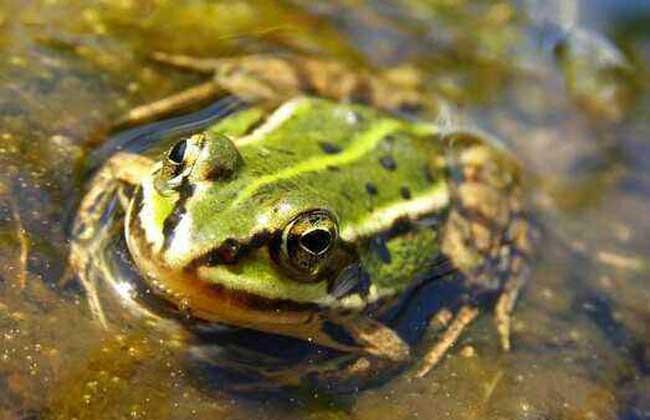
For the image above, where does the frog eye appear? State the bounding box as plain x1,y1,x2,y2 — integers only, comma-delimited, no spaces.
167,139,187,166
159,138,191,187
156,136,201,193
279,210,339,281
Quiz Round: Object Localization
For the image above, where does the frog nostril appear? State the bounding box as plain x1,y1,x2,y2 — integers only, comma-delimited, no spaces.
300,229,332,255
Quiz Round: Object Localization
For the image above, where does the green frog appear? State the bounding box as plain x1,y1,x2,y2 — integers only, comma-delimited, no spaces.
68,54,531,389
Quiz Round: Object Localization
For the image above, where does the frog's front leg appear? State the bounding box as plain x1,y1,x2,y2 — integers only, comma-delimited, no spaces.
293,313,412,388
67,153,152,327
190,313,412,390
494,253,529,351
327,313,411,362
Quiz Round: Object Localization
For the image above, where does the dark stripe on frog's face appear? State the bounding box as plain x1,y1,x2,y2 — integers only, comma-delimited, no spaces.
161,182,194,251
126,186,157,263
186,230,273,268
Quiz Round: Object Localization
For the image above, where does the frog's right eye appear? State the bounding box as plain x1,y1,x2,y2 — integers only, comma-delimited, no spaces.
275,210,339,282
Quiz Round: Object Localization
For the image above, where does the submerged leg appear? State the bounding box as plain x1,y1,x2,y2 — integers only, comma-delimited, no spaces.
117,82,221,126
331,314,411,362
414,305,479,378
67,153,152,327
494,260,528,351
152,51,225,73
150,52,442,117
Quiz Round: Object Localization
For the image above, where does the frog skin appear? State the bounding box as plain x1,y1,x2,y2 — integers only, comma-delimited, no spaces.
68,54,531,388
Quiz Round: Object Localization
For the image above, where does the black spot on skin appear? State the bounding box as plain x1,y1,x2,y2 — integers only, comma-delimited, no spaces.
319,142,342,154
379,155,397,171
383,134,396,144
327,165,341,172
365,182,378,195
369,236,391,264
400,186,412,199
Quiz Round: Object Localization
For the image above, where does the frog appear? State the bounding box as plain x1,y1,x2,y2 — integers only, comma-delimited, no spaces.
68,53,531,390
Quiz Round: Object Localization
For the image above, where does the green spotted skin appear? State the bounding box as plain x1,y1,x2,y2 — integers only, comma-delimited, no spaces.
126,97,452,314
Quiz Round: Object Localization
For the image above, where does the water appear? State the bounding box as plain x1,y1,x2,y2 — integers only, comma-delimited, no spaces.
0,0,648,418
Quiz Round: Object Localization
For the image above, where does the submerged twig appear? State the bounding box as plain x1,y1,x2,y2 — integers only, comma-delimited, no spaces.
597,251,644,272
1,182,29,289
10,199,29,289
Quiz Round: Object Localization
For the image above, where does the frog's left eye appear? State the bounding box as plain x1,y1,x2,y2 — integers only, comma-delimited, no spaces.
165,139,188,175
168,138,187,165
279,210,339,281
157,138,193,191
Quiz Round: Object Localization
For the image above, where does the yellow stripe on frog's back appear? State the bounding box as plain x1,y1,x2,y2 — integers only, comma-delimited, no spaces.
235,97,313,147
230,118,403,208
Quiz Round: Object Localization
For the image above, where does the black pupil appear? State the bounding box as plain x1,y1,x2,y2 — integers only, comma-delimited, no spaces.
168,140,187,164
300,229,332,255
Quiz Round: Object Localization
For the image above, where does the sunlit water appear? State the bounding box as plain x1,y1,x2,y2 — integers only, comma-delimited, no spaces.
0,1,648,419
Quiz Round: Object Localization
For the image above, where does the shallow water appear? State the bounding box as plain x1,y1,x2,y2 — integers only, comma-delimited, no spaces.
0,0,648,419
